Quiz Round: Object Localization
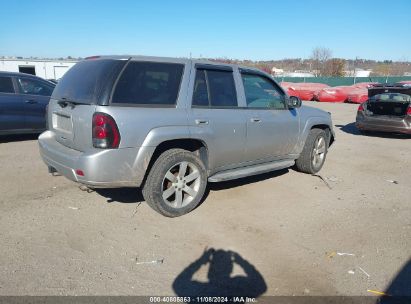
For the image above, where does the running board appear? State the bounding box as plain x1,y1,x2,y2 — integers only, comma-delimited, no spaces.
208,160,295,182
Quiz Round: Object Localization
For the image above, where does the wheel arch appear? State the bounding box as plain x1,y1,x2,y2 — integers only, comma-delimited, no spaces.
310,124,335,147
140,138,209,188
296,117,335,155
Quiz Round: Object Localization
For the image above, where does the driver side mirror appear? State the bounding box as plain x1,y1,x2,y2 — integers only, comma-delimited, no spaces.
287,96,302,109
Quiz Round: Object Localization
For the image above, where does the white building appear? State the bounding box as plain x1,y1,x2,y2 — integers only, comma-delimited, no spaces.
271,67,284,76
283,71,315,77
0,58,78,80
344,68,372,77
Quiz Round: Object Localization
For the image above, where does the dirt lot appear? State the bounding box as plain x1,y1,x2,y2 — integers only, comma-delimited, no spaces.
0,102,410,297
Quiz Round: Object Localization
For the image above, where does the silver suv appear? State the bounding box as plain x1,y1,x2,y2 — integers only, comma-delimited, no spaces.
39,56,335,217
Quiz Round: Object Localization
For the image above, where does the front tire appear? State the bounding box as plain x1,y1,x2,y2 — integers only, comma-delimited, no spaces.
142,149,207,217
295,129,328,174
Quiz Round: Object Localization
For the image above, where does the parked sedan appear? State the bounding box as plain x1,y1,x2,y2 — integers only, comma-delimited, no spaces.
356,83,411,134
0,72,55,135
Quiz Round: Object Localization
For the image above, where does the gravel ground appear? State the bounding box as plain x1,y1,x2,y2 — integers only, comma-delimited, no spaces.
0,101,410,297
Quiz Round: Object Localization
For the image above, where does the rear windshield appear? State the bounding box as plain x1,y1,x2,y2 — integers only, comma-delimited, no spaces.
369,87,411,99
370,93,411,102
52,59,126,104
112,61,184,105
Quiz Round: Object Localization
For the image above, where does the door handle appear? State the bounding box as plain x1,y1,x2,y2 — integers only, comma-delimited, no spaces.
25,99,38,104
250,117,262,123
195,119,209,125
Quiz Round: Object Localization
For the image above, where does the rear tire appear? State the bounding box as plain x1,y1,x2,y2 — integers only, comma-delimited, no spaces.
295,129,328,174
142,149,207,217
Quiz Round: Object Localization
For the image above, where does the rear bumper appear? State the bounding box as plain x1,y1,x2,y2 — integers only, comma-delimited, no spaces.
356,113,411,134
38,131,155,188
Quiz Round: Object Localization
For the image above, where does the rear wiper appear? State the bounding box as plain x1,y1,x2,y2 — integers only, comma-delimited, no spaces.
57,98,88,108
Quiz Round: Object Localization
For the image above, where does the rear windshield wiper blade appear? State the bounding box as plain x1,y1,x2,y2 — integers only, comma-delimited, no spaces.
57,98,88,108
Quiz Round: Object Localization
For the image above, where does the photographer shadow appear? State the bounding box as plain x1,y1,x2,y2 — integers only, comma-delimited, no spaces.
173,248,267,298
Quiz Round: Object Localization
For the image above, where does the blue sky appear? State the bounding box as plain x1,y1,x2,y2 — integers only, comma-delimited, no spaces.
1,0,410,61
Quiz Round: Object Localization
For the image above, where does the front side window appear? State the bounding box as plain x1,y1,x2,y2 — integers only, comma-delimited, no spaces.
0,76,15,94
241,73,285,109
18,78,54,96
112,61,184,105
192,69,237,107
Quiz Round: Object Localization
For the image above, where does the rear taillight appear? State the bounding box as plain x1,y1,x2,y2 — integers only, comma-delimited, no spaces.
75,169,84,176
358,103,365,112
407,107,411,116
92,112,120,149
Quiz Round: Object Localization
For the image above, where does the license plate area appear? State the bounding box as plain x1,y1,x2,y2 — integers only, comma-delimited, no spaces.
52,112,73,133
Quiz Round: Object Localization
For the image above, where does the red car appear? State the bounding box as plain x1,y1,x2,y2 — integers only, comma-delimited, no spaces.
281,82,329,101
351,82,378,89
347,87,368,103
347,83,380,104
317,86,352,102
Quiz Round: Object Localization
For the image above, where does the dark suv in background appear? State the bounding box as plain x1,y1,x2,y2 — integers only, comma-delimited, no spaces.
0,72,55,135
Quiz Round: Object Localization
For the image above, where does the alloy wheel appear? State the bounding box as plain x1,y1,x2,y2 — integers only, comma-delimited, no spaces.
312,136,326,168
161,161,201,208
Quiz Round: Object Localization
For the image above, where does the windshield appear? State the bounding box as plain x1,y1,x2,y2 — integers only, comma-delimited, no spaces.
52,59,126,104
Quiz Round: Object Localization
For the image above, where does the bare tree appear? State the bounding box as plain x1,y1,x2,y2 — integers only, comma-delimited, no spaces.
391,61,409,76
311,47,332,76
372,64,392,76
324,59,346,76
255,63,272,74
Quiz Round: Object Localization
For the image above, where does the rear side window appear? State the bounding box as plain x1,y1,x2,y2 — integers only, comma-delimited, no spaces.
192,70,209,106
0,77,14,93
192,69,237,107
112,62,184,105
52,59,125,104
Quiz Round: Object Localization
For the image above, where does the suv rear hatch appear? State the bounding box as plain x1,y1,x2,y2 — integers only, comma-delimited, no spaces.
367,86,411,117
48,58,127,151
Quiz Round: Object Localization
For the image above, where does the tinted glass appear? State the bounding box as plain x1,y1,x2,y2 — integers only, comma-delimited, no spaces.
0,77,14,93
369,87,411,98
18,78,54,96
207,70,237,107
370,93,411,102
52,59,125,104
192,70,209,106
112,62,184,105
241,74,285,109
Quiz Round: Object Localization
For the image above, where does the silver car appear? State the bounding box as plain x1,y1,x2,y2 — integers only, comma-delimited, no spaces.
39,56,335,217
